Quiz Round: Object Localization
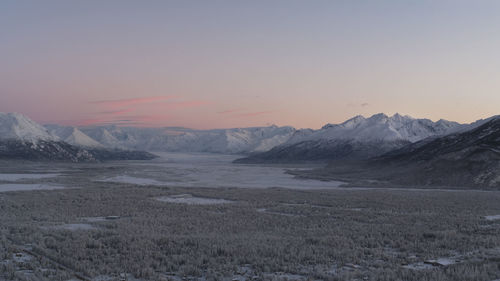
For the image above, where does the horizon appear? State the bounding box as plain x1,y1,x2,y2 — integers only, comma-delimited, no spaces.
2,1,500,129
3,110,494,131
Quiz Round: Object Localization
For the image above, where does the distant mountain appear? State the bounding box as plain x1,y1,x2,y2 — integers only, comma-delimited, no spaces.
0,139,97,162
235,113,462,163
46,125,103,148
78,125,296,154
0,112,57,142
362,117,500,187
0,113,155,162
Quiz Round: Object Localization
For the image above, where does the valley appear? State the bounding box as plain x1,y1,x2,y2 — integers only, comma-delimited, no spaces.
1,153,500,280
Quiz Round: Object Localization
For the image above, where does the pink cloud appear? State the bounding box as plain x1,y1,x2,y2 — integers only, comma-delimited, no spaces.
161,100,211,109
97,108,135,116
235,111,274,118
78,96,213,127
218,108,242,114
90,96,177,108
77,113,173,127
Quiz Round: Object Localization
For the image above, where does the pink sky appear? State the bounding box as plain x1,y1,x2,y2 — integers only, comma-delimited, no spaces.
1,1,499,129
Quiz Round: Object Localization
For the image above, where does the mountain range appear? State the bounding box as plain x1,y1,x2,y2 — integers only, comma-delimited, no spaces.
293,116,500,188
1,111,499,188
235,113,463,163
0,113,155,162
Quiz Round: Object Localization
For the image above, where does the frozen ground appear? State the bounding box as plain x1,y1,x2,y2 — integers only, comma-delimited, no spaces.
52,223,96,231
0,173,60,181
155,194,234,205
485,214,500,221
0,153,344,190
2,153,500,280
0,183,66,192
106,152,345,189
97,175,165,186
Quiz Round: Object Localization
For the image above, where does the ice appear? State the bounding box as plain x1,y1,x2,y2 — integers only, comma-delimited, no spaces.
485,214,500,221
402,262,434,270
98,175,165,186
0,173,60,181
54,223,96,231
0,184,66,192
156,194,234,205
134,152,345,190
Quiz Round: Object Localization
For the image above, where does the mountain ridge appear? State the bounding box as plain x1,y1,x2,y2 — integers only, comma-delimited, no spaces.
235,113,463,163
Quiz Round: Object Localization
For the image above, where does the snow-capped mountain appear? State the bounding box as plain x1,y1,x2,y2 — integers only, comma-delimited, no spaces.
236,113,463,163
0,112,58,142
368,116,500,187
0,113,155,162
46,125,103,148
79,125,296,154
80,127,124,148
288,113,460,144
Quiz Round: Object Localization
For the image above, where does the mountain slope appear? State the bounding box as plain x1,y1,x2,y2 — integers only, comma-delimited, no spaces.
0,113,156,162
46,125,103,147
236,113,462,163
367,117,500,187
79,125,295,154
0,112,57,142
0,139,97,162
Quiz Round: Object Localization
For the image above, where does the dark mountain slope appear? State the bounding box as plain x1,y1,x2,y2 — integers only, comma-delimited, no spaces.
307,117,500,188
0,139,156,162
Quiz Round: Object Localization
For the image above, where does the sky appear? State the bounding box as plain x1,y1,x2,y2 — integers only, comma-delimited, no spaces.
1,0,499,129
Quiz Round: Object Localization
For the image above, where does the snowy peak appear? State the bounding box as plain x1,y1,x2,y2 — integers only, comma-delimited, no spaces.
78,125,296,154
292,113,461,144
0,112,57,142
80,127,123,148
46,125,103,148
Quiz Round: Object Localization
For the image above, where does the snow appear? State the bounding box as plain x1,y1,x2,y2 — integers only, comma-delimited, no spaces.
81,127,123,148
0,112,58,142
82,216,121,222
46,125,102,147
0,184,66,192
0,173,60,181
257,208,303,217
54,223,96,231
12,252,33,263
485,214,500,221
286,113,461,145
425,258,457,266
402,262,434,270
79,125,295,154
130,152,345,189
156,194,234,205
98,175,165,186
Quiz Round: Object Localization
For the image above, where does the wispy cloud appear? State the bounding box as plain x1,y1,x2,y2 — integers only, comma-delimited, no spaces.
217,108,242,114
97,108,135,116
235,111,274,118
347,102,370,108
90,96,176,108
82,95,212,127
162,100,211,108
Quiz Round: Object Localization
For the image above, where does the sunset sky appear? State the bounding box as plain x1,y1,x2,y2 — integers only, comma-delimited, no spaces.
1,0,499,129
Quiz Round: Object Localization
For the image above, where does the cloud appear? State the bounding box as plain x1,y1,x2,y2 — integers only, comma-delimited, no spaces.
234,111,274,118
90,96,176,108
97,108,135,116
162,100,211,109
77,114,172,127
347,102,370,107
82,95,212,127
217,109,243,114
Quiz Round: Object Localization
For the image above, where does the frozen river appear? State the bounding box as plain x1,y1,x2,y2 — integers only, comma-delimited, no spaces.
0,152,344,191
99,152,345,190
